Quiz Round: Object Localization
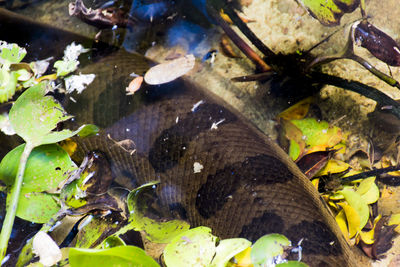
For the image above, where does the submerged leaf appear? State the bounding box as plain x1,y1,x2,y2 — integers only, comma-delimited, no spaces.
340,188,369,230
338,202,360,238
297,0,359,26
277,97,313,120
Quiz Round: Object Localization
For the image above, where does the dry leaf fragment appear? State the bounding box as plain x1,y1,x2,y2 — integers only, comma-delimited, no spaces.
126,76,143,95
144,54,195,85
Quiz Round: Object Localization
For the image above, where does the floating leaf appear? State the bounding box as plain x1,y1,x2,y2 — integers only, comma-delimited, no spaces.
0,41,27,64
234,246,253,267
9,82,72,146
210,238,251,267
297,0,360,26
69,246,159,267
126,181,190,243
388,213,400,233
163,227,217,267
144,54,195,85
102,236,126,249
251,234,291,267
0,144,76,222
340,188,369,230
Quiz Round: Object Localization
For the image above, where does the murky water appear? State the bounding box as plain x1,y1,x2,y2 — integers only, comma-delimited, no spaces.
1,0,400,266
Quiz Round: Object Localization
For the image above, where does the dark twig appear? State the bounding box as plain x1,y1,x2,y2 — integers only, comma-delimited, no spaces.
206,5,271,72
341,166,400,182
310,72,400,119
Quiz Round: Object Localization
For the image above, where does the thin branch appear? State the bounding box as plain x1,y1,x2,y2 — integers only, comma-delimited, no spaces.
341,166,400,182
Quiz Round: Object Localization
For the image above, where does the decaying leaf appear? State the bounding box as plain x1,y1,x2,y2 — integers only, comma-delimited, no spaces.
126,76,143,95
277,97,313,121
296,0,360,26
144,54,195,85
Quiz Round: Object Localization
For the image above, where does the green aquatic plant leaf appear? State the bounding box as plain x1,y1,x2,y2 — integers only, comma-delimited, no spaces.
210,238,251,267
163,227,217,267
9,82,72,146
251,234,291,267
0,42,27,64
0,144,76,223
69,246,159,267
277,261,309,267
297,0,360,26
126,181,190,243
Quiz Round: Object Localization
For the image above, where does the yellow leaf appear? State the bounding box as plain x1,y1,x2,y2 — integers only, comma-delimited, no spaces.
220,9,233,24
356,177,376,195
335,210,350,241
317,159,350,176
311,178,319,190
60,139,77,156
234,247,253,267
280,119,306,161
330,192,344,201
388,213,400,234
381,156,400,176
277,97,313,120
359,215,381,244
338,202,360,238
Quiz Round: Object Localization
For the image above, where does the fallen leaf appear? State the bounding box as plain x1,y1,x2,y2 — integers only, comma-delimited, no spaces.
126,76,143,95
338,202,360,238
277,97,313,121
144,54,195,85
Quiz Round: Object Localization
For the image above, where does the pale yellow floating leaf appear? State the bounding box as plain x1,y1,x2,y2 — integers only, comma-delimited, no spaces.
356,177,375,195
317,159,350,176
277,97,313,121
335,210,350,241
144,54,195,85
340,188,369,230
234,246,253,267
330,192,344,201
338,202,360,238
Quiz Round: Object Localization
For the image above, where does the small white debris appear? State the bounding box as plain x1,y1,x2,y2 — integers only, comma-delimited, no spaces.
193,162,203,173
210,118,225,130
1,254,10,266
191,100,204,112
78,215,93,231
176,116,179,123
144,54,195,85
64,73,96,94
0,113,15,135
32,231,62,267
69,96,77,103
31,57,53,78
63,42,90,62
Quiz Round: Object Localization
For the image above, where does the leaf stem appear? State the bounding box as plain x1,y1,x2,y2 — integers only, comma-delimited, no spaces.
0,142,34,263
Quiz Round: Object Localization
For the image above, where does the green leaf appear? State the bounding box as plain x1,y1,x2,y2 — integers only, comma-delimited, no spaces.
0,144,76,223
54,60,78,77
126,181,190,243
9,82,73,146
340,188,369,230
297,0,360,26
251,234,291,267
0,42,27,64
69,246,159,267
0,69,18,103
210,238,251,267
102,236,126,249
163,227,217,267
40,124,99,144
0,144,75,191
10,191,59,223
